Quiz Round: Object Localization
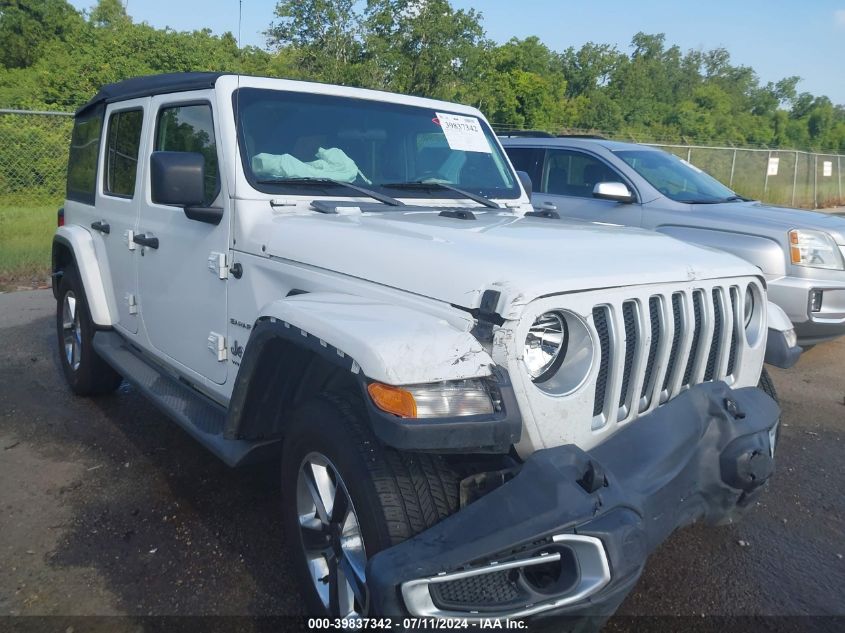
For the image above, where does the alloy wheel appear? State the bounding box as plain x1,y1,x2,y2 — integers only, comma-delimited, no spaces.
62,291,82,371
296,452,369,617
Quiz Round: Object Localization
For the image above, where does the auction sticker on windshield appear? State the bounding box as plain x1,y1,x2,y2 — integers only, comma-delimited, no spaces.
435,112,492,153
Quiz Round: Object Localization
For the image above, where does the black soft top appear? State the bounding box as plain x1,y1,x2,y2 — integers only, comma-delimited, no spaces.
75,72,226,117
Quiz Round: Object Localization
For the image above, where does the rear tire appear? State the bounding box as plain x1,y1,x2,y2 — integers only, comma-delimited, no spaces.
757,367,779,404
280,393,459,616
55,265,122,396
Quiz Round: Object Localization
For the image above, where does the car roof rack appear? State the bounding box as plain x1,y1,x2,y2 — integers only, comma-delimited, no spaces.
496,130,555,138
556,134,607,139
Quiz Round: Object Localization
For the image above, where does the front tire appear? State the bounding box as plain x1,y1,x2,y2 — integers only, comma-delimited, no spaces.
281,393,459,617
55,265,122,396
757,367,779,404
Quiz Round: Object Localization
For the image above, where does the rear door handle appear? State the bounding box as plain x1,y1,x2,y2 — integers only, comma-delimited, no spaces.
133,233,159,249
90,220,110,234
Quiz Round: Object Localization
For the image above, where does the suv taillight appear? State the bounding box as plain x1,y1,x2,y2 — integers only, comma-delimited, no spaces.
57,207,64,227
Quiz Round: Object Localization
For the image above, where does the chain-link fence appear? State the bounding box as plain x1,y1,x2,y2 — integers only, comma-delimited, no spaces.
0,109,74,208
650,144,844,209
0,109,843,209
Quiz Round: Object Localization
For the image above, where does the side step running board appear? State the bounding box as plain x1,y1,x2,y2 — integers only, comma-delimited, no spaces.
93,331,279,467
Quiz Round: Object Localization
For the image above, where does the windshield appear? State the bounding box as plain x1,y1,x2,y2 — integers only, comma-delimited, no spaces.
234,88,519,200
615,149,737,203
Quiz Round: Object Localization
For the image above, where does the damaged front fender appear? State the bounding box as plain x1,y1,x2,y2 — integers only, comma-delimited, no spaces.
257,292,495,385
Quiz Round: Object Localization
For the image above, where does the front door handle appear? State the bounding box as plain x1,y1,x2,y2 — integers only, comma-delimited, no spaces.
90,220,110,234
540,201,558,210
133,233,159,249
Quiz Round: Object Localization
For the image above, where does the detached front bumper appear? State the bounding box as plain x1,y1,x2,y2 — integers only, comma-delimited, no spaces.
367,381,780,621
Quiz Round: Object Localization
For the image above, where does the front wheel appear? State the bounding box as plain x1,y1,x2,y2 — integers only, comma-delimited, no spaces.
757,367,779,404
281,393,459,617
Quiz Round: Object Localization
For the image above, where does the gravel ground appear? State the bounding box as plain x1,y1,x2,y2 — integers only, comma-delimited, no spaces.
1,290,843,631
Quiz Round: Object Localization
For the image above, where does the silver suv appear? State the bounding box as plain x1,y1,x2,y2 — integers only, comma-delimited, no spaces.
502,135,845,347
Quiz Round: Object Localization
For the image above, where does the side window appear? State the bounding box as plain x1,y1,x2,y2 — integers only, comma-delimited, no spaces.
543,150,624,198
155,104,219,205
104,109,143,197
67,104,104,204
504,147,544,190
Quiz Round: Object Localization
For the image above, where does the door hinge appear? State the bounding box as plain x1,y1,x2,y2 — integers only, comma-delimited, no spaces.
208,252,228,280
207,332,227,362
125,293,138,315
125,229,136,251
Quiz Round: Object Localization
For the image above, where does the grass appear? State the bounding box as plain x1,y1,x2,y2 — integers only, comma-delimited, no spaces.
0,205,57,291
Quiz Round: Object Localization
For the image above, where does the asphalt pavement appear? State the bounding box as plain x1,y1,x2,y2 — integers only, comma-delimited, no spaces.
1,290,843,631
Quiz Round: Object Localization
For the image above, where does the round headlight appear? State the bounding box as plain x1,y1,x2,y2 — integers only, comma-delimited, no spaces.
524,312,568,382
743,286,755,328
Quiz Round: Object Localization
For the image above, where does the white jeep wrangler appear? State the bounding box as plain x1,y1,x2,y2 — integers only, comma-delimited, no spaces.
54,72,790,624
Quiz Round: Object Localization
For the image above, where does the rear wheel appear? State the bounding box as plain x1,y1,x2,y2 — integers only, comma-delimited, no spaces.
55,265,122,395
281,393,459,617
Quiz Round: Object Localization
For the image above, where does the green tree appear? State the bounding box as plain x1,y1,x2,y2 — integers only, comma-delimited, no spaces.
0,0,84,68
462,38,567,130
363,0,484,99
89,0,130,27
266,0,363,84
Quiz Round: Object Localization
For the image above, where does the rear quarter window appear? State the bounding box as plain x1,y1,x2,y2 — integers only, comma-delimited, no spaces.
66,104,105,204
504,147,544,190
104,109,144,198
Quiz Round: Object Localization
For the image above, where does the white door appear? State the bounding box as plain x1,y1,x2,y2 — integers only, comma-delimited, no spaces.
136,94,229,384
92,99,149,335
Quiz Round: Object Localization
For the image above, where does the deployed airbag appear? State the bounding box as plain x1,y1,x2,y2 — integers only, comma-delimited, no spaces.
251,147,367,183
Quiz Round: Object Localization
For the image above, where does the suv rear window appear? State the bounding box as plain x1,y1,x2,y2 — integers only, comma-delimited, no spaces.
104,109,143,198
67,104,104,204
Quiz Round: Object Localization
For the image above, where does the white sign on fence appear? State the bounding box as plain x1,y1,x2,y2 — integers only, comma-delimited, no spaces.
823,161,833,177
767,157,780,176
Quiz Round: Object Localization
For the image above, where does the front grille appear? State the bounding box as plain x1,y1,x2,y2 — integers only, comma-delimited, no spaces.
641,296,662,404
704,289,723,381
727,288,740,376
682,291,704,386
662,293,683,393
592,307,611,417
431,569,523,609
591,284,743,427
619,302,638,408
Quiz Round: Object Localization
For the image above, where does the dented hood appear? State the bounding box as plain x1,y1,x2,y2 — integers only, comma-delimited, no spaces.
261,207,759,314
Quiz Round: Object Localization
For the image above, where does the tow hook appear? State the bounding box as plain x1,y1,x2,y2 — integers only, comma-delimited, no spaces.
724,398,746,420
577,460,608,494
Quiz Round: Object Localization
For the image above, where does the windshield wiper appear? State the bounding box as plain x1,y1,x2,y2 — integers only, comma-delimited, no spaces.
254,177,404,207
381,180,501,209
723,195,750,202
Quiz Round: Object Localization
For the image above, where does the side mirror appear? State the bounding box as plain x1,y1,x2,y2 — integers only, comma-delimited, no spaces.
150,151,222,224
593,181,635,204
150,151,206,207
516,170,533,198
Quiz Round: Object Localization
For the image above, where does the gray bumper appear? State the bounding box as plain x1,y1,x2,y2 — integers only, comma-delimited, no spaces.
767,276,845,345
367,381,780,621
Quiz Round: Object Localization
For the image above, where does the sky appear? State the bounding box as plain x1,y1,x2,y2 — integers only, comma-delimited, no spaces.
68,0,845,105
